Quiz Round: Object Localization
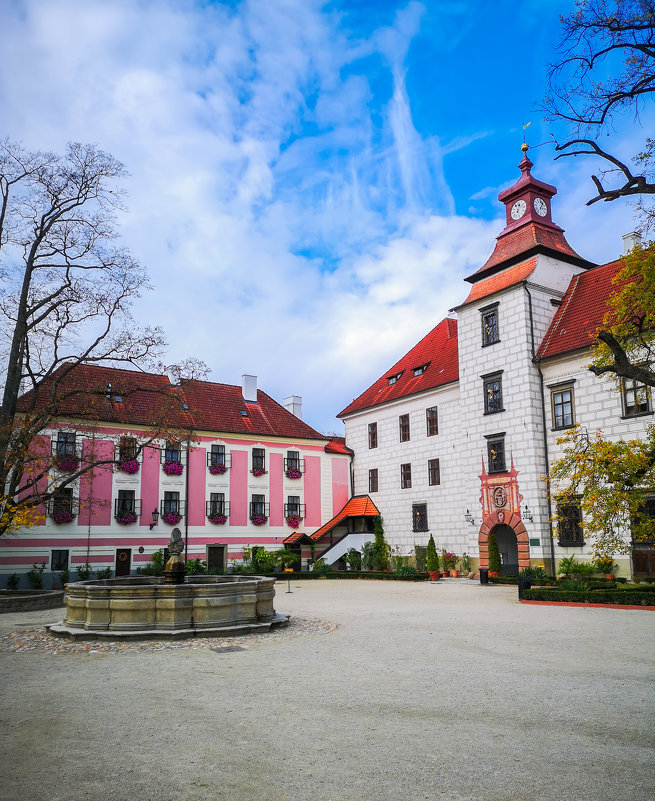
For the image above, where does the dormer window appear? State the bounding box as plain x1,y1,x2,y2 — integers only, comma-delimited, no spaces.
387,371,403,386
413,363,429,377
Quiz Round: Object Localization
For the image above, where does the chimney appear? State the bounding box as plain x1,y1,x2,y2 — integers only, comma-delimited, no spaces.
284,395,303,419
622,231,642,254
242,374,258,403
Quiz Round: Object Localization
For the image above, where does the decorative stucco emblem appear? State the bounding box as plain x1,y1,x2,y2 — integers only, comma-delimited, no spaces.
492,486,508,508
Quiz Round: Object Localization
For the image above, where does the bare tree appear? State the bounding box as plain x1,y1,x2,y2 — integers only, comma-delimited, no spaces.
0,139,175,534
544,0,655,225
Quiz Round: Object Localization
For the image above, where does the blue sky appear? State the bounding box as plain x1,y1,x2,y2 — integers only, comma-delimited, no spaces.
0,0,649,433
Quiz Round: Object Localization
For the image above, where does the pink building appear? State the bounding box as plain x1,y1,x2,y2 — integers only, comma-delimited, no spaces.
2,364,352,585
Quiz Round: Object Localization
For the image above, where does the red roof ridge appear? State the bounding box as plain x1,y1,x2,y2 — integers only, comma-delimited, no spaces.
298,495,380,543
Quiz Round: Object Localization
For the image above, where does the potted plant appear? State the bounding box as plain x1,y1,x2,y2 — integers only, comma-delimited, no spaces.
488,532,502,577
442,551,457,577
594,555,616,579
425,535,440,581
459,552,472,576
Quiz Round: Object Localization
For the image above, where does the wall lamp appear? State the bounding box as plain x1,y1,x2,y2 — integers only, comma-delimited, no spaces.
464,509,475,526
149,508,160,530
522,503,533,523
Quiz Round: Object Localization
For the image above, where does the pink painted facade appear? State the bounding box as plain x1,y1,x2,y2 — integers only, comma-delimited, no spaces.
5,369,352,586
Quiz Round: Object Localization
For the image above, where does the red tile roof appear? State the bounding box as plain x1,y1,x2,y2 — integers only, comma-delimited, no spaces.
325,436,351,455
466,222,593,282
17,363,327,440
17,363,193,428
179,379,325,440
306,495,380,542
537,260,622,359
283,531,305,545
338,318,458,417
461,258,537,305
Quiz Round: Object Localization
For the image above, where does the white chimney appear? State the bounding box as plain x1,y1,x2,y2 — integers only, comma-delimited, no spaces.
284,395,303,419
622,231,642,254
242,374,258,403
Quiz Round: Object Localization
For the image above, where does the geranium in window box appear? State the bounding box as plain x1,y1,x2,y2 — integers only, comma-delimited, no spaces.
251,467,266,477
208,464,228,475
118,459,140,475
250,514,268,526
286,514,302,529
208,514,227,525
56,455,79,473
162,511,182,525
163,461,184,476
285,469,302,480
53,510,75,525
116,511,138,525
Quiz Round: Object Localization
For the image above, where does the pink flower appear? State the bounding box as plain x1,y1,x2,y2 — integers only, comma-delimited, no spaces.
53,510,75,524
250,514,268,526
163,461,184,476
286,514,302,529
116,511,138,525
285,469,302,479
162,511,182,525
208,464,228,475
56,455,79,473
251,467,266,477
208,514,227,525
118,459,140,474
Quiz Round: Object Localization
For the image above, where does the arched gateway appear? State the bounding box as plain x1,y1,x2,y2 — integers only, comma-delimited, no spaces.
477,456,530,573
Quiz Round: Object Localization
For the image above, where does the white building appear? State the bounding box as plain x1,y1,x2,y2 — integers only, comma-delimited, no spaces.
338,147,652,578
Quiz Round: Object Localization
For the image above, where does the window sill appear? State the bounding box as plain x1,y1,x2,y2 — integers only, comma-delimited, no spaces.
481,340,501,348
483,409,505,416
621,410,653,420
551,424,576,432
558,541,585,547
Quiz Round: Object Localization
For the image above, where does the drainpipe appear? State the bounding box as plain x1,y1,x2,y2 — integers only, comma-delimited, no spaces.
524,282,556,576
185,431,192,562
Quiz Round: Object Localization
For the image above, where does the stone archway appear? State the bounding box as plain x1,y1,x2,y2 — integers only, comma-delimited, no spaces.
478,509,530,571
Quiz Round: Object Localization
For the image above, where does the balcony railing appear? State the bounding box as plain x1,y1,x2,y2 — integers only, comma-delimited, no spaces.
159,500,186,521
284,458,305,475
160,448,186,465
207,452,232,470
206,500,231,518
284,503,306,519
114,498,143,518
46,497,80,521
249,502,270,519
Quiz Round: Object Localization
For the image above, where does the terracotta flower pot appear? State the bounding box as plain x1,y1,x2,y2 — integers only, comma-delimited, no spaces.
441,570,450,577
605,573,615,580
428,570,440,581
450,569,458,578
489,571,501,578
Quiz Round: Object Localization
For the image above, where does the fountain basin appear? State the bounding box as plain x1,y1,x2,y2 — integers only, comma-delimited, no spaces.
47,575,288,639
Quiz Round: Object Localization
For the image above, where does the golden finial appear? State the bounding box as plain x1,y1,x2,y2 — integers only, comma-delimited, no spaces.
521,142,529,153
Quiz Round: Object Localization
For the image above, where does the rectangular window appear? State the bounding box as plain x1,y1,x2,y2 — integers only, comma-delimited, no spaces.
623,378,650,416
118,436,137,462
481,305,499,346
209,492,225,516
163,491,180,515
399,414,410,442
552,386,575,429
387,371,403,385
51,549,69,571
251,494,266,516
210,444,226,466
413,363,429,377
412,503,428,532
368,422,378,449
369,468,378,493
117,489,136,515
56,432,76,457
401,463,412,489
426,406,438,437
286,495,300,515
164,441,181,463
252,448,265,470
487,436,506,474
428,458,440,486
557,497,584,546
483,373,503,414
53,487,73,516
286,450,300,471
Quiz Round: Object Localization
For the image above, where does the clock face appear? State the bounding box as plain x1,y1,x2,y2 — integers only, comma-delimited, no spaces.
510,199,526,220
534,197,548,217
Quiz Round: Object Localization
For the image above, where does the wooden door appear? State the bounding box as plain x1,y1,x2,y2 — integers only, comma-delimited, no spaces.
207,545,226,572
116,548,131,577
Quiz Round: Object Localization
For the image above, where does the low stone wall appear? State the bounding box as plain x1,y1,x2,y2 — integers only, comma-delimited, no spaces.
0,590,65,613
58,575,278,635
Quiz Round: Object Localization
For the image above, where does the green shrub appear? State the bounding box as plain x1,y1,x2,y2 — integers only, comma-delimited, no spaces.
185,558,207,575
559,578,589,592
361,541,376,571
557,556,595,577
459,553,472,573
425,535,440,572
7,573,20,590
345,548,362,571
487,532,501,573
27,563,46,589
414,545,427,572
524,587,655,604
519,565,549,581
395,565,418,576
137,550,165,576
76,562,92,581
312,558,333,576
96,567,112,580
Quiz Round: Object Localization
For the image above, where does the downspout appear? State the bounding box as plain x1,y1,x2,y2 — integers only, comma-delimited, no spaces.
185,431,192,563
524,282,556,576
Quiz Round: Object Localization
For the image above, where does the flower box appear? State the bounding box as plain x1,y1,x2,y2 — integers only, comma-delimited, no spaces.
117,459,140,475
56,455,79,473
53,510,75,525
208,464,228,475
162,511,182,525
116,512,138,525
208,514,227,525
250,514,268,526
286,514,302,529
251,467,267,478
163,461,184,476
285,469,302,480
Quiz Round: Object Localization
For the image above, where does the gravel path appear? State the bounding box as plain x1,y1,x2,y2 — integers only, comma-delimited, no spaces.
1,580,653,801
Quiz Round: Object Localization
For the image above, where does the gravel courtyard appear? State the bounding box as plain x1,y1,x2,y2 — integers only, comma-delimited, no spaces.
1,580,653,801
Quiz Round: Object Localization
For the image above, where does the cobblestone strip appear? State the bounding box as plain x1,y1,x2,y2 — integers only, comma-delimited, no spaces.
0,615,337,655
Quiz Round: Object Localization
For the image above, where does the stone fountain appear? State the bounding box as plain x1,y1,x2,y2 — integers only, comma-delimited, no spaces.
48,529,288,639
